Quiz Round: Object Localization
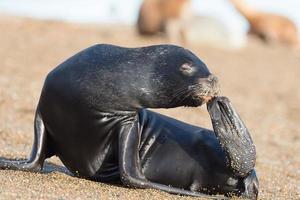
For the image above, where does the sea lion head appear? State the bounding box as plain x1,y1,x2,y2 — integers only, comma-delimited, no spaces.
136,45,220,108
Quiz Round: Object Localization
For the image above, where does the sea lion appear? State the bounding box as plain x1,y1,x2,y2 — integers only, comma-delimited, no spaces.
137,0,192,44
230,0,299,46
0,44,222,198
136,97,258,199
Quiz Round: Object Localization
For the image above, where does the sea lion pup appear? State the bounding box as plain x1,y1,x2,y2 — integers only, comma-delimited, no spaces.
0,44,225,198
230,0,299,46
137,0,192,44
137,97,258,199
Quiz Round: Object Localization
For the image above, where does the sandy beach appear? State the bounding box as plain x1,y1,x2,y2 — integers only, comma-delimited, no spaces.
0,15,299,200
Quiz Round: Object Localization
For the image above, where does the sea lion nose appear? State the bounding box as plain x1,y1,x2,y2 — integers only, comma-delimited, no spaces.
207,74,220,96
207,74,218,84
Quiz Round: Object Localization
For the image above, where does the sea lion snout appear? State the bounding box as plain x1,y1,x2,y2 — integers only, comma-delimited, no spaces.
207,74,218,83
195,74,220,102
206,74,220,96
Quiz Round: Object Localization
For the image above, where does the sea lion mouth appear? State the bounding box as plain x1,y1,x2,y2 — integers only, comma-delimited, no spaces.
192,74,220,104
189,83,220,105
207,97,256,177
170,74,219,107
173,84,219,107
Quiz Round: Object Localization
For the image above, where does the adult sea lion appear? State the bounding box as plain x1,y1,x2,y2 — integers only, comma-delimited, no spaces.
0,44,222,198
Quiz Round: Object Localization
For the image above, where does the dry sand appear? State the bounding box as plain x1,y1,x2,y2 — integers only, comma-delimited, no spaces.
0,15,299,200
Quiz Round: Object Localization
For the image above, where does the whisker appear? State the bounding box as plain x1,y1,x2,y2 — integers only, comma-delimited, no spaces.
170,81,216,106
170,86,191,101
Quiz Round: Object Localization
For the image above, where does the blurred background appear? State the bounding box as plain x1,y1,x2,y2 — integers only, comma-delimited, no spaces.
1,0,300,48
0,0,299,200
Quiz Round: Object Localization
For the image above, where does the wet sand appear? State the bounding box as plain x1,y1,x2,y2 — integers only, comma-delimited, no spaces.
0,15,299,200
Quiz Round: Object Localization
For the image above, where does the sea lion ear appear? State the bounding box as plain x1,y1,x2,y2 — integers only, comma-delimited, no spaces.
180,63,195,76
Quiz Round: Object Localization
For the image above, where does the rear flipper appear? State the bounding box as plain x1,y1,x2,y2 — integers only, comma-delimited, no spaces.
207,97,256,177
224,170,258,200
0,108,49,172
239,170,259,200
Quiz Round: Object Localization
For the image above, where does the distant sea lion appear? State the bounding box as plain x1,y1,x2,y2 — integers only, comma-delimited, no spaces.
0,44,224,198
137,0,192,44
230,0,299,46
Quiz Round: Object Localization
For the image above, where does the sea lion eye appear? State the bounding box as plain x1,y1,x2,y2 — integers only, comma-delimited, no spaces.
180,63,195,76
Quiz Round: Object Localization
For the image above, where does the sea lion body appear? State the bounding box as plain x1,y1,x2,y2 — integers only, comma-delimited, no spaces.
139,110,231,191
0,44,258,199
38,44,215,178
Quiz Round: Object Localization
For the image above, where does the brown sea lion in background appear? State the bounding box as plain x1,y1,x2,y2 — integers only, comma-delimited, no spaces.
230,0,299,46
137,0,192,44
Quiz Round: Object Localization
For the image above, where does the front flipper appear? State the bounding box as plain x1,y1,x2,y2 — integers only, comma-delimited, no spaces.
118,115,228,199
0,108,48,172
207,97,256,177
